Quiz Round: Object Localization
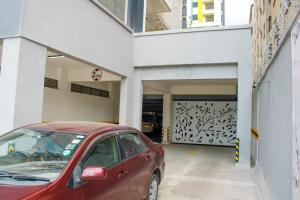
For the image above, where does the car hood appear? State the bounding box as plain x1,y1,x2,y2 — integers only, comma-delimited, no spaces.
0,184,48,200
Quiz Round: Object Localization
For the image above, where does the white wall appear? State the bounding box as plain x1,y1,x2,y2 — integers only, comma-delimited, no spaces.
0,0,22,38
292,18,300,199
0,38,47,134
20,0,133,77
134,26,251,66
255,35,293,200
43,88,114,122
225,0,253,26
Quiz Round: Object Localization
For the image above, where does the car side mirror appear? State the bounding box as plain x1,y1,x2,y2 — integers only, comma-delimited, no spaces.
80,166,107,181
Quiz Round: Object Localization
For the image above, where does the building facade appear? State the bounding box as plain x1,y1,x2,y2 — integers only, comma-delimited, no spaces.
0,0,253,168
185,0,253,28
186,0,223,27
251,0,300,199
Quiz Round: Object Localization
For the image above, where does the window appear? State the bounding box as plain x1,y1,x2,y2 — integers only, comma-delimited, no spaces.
205,15,214,22
82,136,120,168
69,135,119,188
71,83,109,98
192,15,198,20
192,2,198,7
127,0,145,33
94,0,126,22
205,2,214,10
0,128,85,184
117,133,148,159
44,78,58,89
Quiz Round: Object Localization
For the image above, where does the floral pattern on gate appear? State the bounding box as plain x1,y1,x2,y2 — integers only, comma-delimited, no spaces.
173,101,237,146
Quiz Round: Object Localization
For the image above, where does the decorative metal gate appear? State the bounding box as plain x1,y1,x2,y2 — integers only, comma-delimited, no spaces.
172,101,237,146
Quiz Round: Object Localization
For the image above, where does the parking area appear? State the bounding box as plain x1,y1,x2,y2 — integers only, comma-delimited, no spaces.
158,144,261,200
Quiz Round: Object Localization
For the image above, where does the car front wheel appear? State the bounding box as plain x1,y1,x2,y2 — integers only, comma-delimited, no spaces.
147,174,159,200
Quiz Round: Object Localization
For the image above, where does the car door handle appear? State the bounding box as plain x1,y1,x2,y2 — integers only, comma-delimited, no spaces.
118,170,128,178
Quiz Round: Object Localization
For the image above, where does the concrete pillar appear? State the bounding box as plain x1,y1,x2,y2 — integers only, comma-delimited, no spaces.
119,70,143,130
132,69,143,129
237,60,252,167
0,38,47,134
119,77,129,126
162,93,172,143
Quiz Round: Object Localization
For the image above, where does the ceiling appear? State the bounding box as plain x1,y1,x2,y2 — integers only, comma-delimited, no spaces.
144,79,237,87
46,50,121,81
47,52,95,70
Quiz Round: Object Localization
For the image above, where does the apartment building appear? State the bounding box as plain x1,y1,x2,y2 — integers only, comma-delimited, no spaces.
185,0,253,28
186,0,223,27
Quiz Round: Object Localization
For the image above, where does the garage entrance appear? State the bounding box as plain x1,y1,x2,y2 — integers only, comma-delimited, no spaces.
143,79,238,162
142,95,163,143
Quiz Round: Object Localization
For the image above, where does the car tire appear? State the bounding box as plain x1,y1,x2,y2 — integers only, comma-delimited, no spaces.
147,174,159,200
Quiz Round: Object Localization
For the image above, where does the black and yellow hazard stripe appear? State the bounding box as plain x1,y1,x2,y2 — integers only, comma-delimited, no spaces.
236,138,240,163
251,128,259,140
167,127,171,142
161,127,164,143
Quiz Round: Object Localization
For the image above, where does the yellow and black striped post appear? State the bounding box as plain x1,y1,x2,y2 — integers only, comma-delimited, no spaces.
161,127,164,143
251,128,259,140
235,138,240,163
167,127,171,142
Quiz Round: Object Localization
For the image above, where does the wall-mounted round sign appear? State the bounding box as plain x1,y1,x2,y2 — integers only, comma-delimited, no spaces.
91,68,103,81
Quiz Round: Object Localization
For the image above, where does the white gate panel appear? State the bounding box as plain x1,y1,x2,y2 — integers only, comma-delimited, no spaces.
172,101,237,146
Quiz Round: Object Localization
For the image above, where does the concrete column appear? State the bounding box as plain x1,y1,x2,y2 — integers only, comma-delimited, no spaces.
237,60,252,167
119,69,143,130
0,38,47,134
119,77,129,126
162,93,172,143
132,69,143,129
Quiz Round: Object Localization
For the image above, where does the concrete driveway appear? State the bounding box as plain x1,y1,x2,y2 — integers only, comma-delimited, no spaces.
158,144,261,200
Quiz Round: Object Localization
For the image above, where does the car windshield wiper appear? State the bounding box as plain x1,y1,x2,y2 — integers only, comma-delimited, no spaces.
12,175,50,182
0,171,50,182
0,171,14,177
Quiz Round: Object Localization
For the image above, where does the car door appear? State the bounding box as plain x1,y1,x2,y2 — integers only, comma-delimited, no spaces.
117,131,153,200
70,132,130,200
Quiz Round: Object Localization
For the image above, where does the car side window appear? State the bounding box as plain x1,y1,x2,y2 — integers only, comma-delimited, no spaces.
69,135,121,188
117,132,148,159
81,136,120,169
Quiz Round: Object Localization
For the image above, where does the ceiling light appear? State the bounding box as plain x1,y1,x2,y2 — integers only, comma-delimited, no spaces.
48,55,65,59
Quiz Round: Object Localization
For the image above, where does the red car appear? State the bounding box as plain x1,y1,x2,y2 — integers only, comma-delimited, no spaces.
0,122,165,200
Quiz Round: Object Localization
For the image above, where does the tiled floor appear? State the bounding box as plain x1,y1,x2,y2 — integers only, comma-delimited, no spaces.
158,144,261,200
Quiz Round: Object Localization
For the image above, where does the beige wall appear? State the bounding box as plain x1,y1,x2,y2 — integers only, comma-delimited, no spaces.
42,88,114,122
43,62,120,124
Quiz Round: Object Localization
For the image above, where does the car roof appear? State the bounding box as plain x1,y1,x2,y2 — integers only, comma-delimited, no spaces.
26,121,131,135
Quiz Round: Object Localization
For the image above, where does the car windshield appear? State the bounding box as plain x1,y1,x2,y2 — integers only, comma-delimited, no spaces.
0,128,85,185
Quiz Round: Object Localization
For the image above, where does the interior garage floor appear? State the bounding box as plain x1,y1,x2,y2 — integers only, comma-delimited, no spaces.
158,144,261,200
